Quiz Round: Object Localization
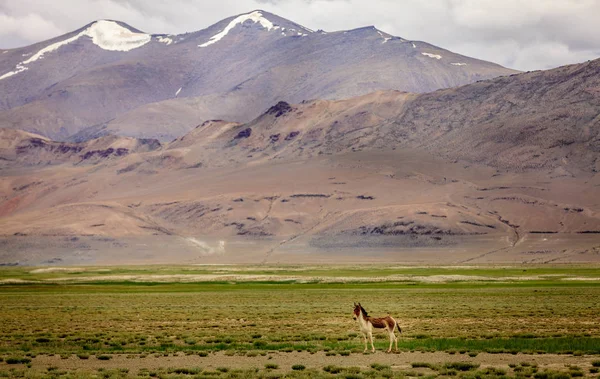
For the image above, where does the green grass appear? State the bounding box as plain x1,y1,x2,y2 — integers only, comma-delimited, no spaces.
0,265,599,361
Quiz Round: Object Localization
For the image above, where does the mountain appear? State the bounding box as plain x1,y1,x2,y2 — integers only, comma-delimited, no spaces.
1,59,599,265
0,11,516,141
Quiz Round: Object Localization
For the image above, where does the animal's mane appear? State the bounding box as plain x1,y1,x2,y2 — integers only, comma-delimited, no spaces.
359,305,369,317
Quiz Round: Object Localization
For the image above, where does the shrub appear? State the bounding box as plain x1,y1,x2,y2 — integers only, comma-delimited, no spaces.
168,367,201,375
534,370,571,379
411,362,437,369
77,354,89,360
370,363,390,371
324,365,344,374
97,355,111,360
592,361,600,367
480,367,507,376
265,363,278,370
6,357,31,364
444,362,480,371
292,364,306,371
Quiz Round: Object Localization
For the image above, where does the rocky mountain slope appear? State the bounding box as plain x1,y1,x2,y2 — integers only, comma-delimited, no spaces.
0,11,516,141
0,58,598,265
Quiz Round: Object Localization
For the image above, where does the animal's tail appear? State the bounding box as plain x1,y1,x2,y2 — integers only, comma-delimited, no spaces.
396,321,402,334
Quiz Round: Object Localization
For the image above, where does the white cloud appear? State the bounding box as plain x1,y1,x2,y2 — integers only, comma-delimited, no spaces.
0,0,598,71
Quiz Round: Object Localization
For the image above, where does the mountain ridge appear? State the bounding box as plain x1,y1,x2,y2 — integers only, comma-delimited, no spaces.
1,56,599,265
0,10,517,141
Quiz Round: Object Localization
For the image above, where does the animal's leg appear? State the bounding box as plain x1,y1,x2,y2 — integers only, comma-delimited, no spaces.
392,320,399,352
369,331,375,353
362,333,368,353
387,329,393,353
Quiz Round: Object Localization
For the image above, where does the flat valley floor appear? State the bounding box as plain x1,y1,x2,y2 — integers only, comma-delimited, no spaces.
1,265,600,378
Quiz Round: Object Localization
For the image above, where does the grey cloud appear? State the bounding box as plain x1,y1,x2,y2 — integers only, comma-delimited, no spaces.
0,0,599,71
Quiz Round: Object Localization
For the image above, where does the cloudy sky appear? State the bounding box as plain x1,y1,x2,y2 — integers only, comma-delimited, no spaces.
1,0,599,71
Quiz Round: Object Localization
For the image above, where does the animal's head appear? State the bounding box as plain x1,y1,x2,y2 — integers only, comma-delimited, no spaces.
353,302,362,320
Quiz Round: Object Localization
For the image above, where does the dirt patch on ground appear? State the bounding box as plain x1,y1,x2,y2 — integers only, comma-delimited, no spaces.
26,351,599,373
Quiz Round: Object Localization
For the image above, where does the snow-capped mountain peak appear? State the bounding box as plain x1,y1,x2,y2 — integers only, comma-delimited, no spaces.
0,20,150,81
84,20,151,51
199,10,310,47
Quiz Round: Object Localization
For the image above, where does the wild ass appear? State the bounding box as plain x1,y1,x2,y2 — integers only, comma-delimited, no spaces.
352,302,401,353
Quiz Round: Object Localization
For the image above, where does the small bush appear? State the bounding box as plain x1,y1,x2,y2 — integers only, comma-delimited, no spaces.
198,351,209,357
97,355,111,360
77,354,89,360
481,367,507,376
592,361,600,367
292,364,306,371
534,370,571,379
444,362,480,371
265,363,278,370
370,363,390,371
169,367,201,375
6,357,31,365
216,367,229,373
36,337,50,343
412,362,437,369
324,365,344,374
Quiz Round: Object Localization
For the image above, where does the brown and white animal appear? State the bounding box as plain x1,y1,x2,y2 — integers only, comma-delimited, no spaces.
352,302,401,353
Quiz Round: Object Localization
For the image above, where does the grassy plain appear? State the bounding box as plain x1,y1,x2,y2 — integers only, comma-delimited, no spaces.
0,265,599,378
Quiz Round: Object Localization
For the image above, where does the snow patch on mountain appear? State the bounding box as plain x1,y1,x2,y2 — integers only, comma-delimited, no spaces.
86,20,151,51
0,64,28,81
422,52,442,60
199,11,281,47
157,36,174,45
451,62,467,66
0,20,150,81
376,30,392,44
